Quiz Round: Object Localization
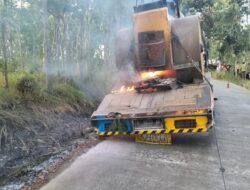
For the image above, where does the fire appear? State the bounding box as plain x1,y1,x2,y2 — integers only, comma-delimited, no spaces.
126,86,135,91
112,85,135,94
111,70,176,94
140,70,176,80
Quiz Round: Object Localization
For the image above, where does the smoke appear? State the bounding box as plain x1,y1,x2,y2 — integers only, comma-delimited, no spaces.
0,0,138,100
43,0,137,100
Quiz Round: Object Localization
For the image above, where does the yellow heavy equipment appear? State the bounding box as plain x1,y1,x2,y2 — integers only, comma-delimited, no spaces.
91,0,214,144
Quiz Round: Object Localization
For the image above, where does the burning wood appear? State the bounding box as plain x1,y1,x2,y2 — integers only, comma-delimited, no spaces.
111,70,178,94
135,78,179,93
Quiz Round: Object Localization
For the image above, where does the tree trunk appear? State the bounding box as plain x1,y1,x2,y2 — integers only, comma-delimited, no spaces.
1,0,9,88
42,0,52,90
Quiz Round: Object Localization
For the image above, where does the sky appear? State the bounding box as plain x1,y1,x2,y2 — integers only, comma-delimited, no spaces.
14,0,30,9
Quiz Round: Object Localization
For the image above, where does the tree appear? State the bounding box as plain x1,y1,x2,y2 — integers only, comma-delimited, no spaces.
42,0,53,90
182,0,250,65
1,0,9,88
181,0,214,13
0,0,135,93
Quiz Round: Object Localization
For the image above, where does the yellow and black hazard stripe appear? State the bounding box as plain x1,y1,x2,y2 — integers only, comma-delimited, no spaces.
96,126,213,136
168,128,209,134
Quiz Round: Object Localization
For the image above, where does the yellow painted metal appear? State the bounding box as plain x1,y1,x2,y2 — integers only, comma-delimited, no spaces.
114,131,119,136
96,126,213,136
99,132,105,136
174,109,207,116
133,8,172,68
135,133,172,145
165,116,208,133
107,132,113,136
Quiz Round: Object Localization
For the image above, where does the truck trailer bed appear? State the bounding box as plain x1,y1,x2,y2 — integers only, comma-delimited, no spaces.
92,83,213,119
91,83,214,143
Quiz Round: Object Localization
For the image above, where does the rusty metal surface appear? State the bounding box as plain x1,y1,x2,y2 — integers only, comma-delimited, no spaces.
171,15,201,67
91,84,212,119
138,31,166,68
171,16,203,82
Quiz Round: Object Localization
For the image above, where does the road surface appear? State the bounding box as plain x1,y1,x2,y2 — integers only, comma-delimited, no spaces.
42,80,250,190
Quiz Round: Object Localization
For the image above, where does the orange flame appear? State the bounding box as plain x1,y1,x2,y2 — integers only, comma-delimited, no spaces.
112,85,135,94
140,70,176,80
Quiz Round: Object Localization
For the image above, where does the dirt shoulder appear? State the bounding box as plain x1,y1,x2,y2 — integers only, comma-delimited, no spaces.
0,103,99,189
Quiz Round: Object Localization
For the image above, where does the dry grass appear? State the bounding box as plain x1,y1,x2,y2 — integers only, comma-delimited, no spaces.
0,72,95,152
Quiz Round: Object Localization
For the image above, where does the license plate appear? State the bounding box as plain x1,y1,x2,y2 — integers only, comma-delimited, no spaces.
135,133,172,144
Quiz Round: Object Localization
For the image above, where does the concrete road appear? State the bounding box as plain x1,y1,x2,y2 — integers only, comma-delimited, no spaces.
42,80,250,190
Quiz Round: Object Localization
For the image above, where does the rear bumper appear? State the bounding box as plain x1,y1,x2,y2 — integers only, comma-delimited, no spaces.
93,111,214,136
96,123,213,145
95,124,214,136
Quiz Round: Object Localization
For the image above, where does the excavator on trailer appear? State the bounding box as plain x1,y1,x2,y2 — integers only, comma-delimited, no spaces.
91,0,214,144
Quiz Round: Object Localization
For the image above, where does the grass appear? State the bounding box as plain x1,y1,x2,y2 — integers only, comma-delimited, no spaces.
0,71,95,150
0,71,94,110
51,83,95,112
0,71,99,154
212,71,250,90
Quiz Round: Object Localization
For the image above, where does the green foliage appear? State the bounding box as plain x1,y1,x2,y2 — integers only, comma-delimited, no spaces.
0,88,20,110
51,83,94,112
182,0,250,65
181,0,214,13
0,71,94,113
52,83,83,100
230,0,247,7
16,76,38,95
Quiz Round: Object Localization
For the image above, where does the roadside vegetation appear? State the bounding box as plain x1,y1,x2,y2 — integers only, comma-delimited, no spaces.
0,0,130,152
182,0,250,90
0,70,97,187
212,71,250,90
182,0,250,68
0,1,132,187
0,70,95,136
0,72,93,107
